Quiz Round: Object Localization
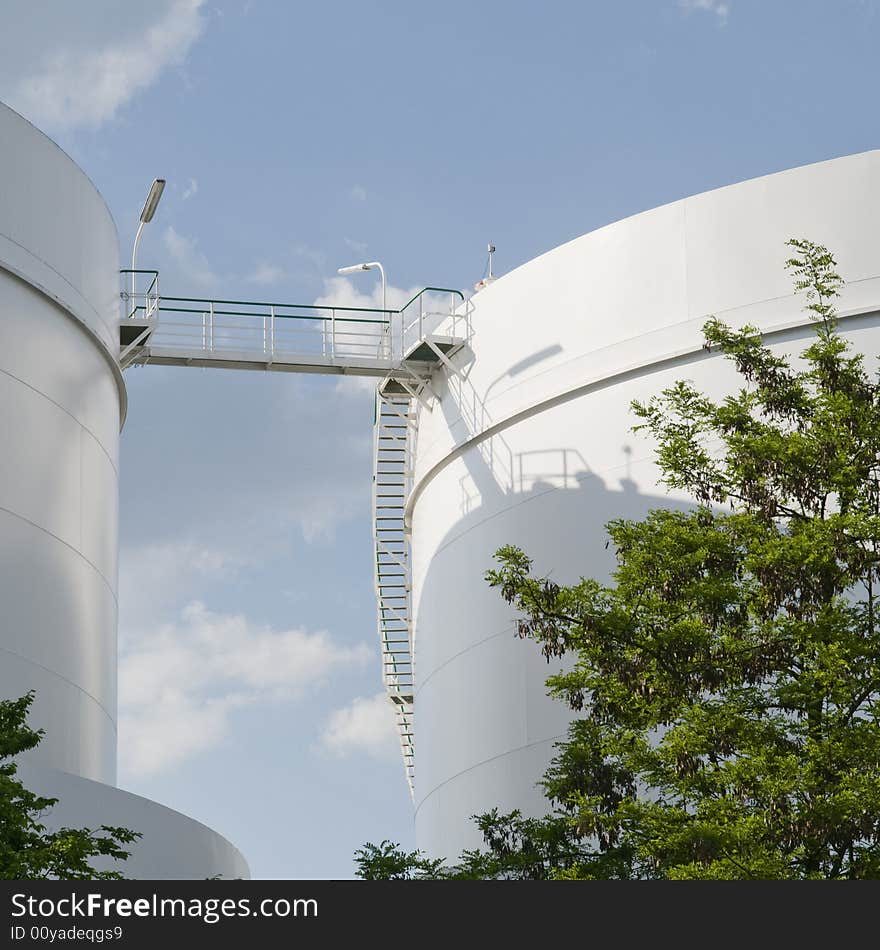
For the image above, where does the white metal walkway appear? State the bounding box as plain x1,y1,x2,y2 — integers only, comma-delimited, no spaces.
119,269,468,798
120,269,465,376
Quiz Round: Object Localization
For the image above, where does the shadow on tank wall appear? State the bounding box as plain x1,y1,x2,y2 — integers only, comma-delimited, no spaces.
414,359,697,714
417,437,694,635
426,338,694,581
411,350,699,845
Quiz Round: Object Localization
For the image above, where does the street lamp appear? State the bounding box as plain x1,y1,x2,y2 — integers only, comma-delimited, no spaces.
337,260,386,313
130,178,166,303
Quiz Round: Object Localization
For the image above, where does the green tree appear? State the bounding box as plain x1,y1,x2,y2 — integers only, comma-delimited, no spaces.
0,691,139,879
357,238,880,879
354,840,448,880
355,811,593,880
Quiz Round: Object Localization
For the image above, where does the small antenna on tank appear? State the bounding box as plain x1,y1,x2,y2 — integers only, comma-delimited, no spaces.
474,243,498,293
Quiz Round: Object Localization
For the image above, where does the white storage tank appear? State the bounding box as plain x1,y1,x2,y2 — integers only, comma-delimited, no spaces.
0,101,247,879
410,150,880,858
0,103,123,784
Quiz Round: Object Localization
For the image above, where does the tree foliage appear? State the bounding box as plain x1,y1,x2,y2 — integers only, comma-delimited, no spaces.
357,238,880,879
0,692,139,879
355,811,588,880
354,840,447,880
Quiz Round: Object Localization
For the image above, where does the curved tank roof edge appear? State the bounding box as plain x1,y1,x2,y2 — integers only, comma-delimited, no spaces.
0,100,120,238
0,100,128,430
21,762,249,876
478,148,880,298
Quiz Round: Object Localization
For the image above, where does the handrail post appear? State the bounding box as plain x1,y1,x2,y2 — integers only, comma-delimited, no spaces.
263,312,267,355
331,308,336,359
270,305,275,359
209,301,214,351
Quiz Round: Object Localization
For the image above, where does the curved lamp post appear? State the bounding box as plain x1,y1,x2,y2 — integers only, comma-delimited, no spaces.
130,178,166,303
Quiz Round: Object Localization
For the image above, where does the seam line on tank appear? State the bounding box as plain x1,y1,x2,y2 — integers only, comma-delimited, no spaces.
418,284,880,460
415,624,515,698
0,363,119,477
428,480,566,561
407,308,880,526
0,643,117,732
0,254,127,429
0,504,117,604
413,735,566,819
416,304,880,462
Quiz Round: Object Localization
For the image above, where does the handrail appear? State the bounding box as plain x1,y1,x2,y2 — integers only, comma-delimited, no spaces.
158,305,389,324
120,269,159,295
160,295,396,316
399,286,465,312
119,270,463,317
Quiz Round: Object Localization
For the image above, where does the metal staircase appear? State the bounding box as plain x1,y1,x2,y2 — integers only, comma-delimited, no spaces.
120,269,469,797
373,391,418,795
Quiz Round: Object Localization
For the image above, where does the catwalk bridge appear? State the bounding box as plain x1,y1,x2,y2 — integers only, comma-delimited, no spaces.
120,269,470,798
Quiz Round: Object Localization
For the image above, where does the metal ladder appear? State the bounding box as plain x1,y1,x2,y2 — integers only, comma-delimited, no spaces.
372,390,419,797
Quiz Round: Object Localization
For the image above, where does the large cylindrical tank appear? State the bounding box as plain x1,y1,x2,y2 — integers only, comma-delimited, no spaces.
0,103,123,785
0,101,248,879
411,150,880,858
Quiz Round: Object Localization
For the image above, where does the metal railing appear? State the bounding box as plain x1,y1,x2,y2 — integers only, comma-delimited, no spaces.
153,296,394,364
400,287,468,357
121,269,160,320
119,272,465,371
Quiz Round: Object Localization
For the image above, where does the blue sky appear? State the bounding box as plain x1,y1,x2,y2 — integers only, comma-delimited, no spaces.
2,0,879,878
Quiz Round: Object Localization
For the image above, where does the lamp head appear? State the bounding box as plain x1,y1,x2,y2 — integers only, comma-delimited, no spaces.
139,179,166,223
337,263,373,275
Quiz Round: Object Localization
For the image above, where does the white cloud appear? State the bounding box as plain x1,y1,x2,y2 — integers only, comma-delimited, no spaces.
291,242,326,273
182,178,199,201
0,0,207,131
344,237,369,257
320,692,399,760
678,0,730,23
247,261,287,285
120,367,375,548
163,224,218,288
350,184,367,202
118,541,243,642
313,275,422,313
312,275,423,394
119,600,372,776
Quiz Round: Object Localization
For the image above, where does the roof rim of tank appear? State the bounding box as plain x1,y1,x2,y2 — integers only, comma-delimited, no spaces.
404,302,880,531
0,256,127,429
475,147,880,302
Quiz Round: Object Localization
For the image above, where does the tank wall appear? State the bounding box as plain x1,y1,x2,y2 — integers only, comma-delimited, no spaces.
0,103,122,785
17,763,250,880
411,150,880,858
